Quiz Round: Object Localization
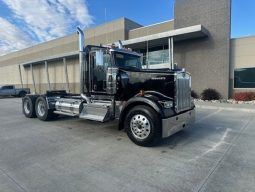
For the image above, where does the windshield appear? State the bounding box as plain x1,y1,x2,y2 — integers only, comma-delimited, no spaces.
114,52,141,70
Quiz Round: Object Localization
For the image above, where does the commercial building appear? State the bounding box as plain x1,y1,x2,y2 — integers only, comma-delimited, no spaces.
0,0,254,98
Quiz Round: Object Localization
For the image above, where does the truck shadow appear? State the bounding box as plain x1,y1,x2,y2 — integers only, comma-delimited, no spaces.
53,115,79,121
52,114,222,149
55,115,118,129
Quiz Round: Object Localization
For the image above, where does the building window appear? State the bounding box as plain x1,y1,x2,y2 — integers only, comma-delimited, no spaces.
234,67,255,88
148,49,169,65
136,45,170,68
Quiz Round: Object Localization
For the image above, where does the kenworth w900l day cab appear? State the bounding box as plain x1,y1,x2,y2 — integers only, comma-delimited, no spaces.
22,27,195,146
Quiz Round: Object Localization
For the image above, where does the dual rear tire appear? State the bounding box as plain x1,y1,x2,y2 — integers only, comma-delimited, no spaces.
35,96,55,121
22,96,56,121
22,96,37,118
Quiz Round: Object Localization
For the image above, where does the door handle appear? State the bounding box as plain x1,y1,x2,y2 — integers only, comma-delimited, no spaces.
103,80,107,90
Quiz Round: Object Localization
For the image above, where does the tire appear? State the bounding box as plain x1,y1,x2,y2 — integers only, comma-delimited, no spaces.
124,105,161,146
22,96,36,118
19,91,27,98
35,96,54,121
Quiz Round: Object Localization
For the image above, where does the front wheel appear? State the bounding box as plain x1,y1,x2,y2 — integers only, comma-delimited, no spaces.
35,96,54,121
124,105,161,146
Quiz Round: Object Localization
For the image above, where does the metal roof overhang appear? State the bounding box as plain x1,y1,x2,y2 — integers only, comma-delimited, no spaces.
22,51,79,67
22,25,208,67
122,24,209,49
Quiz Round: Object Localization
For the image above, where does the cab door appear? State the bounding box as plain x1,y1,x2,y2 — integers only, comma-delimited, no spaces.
89,48,111,93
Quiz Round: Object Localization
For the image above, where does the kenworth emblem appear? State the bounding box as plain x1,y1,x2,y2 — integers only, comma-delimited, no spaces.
151,77,166,80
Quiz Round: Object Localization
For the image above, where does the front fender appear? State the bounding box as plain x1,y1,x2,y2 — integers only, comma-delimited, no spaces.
118,96,165,130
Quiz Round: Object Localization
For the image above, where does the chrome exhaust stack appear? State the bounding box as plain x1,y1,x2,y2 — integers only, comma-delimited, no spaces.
77,27,90,103
118,40,123,49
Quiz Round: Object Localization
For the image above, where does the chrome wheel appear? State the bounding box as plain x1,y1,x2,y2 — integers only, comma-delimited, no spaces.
35,96,53,121
37,100,46,117
23,99,30,114
22,96,36,118
130,114,151,139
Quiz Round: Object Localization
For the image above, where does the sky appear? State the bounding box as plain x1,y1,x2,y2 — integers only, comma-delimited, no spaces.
0,0,254,56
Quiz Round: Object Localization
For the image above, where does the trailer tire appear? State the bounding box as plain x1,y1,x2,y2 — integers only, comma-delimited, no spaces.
22,96,36,118
125,105,161,146
35,96,54,121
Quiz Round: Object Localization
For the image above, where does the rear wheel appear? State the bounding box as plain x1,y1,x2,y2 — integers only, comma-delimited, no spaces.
35,96,54,121
124,105,161,146
22,96,36,118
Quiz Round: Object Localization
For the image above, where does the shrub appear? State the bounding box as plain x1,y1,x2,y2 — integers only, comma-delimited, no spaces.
191,90,199,99
201,88,221,100
233,92,255,101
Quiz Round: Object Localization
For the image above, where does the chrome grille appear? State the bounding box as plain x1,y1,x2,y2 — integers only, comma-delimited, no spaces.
175,72,191,113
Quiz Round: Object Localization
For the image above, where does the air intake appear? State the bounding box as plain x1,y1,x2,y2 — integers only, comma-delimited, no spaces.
174,72,192,113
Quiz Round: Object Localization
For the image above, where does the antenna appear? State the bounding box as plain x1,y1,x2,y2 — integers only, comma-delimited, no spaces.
104,8,107,23
118,40,123,49
104,7,109,43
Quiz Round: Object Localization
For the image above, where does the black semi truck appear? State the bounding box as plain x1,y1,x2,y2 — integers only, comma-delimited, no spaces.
22,27,195,146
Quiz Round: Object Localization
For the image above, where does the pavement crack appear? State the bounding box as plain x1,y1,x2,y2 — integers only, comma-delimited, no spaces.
0,167,28,192
195,115,254,192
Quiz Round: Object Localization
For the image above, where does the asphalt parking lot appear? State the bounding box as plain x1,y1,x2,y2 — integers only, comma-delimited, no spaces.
0,98,255,192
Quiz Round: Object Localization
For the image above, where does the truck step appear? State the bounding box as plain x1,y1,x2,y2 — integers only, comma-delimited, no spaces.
54,111,78,117
79,102,112,122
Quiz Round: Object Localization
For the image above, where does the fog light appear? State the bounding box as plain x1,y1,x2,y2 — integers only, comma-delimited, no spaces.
160,101,173,108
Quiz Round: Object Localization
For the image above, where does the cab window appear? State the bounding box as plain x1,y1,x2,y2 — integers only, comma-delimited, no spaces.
114,52,141,70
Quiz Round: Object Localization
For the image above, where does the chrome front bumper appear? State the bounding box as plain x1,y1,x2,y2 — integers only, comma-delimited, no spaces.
162,108,195,138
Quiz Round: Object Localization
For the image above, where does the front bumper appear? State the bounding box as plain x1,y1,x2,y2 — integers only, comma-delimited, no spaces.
162,108,195,138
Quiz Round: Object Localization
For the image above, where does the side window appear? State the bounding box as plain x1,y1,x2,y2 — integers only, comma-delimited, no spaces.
125,58,140,68
95,50,111,68
103,53,111,68
115,53,141,70
91,48,111,92
115,53,125,67
3,86,13,89
95,50,104,66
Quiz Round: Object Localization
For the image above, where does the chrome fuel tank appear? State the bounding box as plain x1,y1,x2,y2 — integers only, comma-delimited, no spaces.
55,98,81,115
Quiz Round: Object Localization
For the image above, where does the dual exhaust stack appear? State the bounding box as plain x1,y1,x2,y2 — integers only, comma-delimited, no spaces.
77,27,90,103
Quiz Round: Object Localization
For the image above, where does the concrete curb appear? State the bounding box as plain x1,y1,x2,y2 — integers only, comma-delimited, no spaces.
195,104,255,113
